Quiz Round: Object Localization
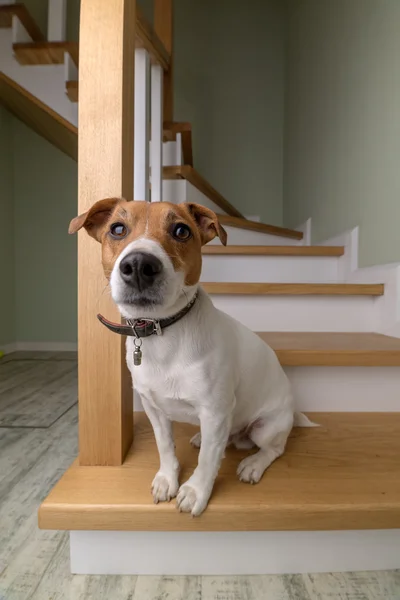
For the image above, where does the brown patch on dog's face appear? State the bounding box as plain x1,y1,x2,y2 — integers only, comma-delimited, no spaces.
69,199,227,286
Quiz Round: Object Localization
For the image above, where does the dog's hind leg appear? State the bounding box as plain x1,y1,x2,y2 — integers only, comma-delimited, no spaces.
237,410,293,484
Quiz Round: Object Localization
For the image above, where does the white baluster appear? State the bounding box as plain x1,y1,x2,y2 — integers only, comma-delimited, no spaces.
134,49,150,201
151,64,163,202
48,0,67,42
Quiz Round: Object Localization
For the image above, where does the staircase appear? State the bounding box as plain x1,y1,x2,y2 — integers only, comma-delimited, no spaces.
40,221,400,575
2,0,400,577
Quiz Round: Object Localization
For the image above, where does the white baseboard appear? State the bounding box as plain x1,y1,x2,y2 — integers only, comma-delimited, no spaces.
15,341,77,352
70,529,400,575
0,342,17,355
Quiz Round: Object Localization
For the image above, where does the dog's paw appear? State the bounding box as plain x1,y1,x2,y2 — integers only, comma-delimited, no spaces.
237,455,265,484
151,471,179,504
190,432,201,448
176,482,211,516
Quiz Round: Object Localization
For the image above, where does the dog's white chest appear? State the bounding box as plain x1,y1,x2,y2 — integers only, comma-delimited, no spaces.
126,339,201,425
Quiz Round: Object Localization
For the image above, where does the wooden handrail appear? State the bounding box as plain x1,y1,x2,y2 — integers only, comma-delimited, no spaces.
0,3,45,41
0,72,77,160
154,0,174,121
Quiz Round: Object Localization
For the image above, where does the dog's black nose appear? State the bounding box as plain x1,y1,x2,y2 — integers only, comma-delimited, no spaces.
119,252,163,290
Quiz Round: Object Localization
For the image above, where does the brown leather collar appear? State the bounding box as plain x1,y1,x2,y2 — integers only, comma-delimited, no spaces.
97,293,198,338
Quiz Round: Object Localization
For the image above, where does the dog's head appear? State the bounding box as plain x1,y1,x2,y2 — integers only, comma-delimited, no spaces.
69,199,227,318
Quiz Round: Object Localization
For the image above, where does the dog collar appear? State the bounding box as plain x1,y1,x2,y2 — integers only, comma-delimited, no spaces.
97,293,198,339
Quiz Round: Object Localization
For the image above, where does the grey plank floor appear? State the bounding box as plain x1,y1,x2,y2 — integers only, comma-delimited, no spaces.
0,352,399,600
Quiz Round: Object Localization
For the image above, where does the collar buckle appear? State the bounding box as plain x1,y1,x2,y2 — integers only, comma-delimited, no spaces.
126,318,163,337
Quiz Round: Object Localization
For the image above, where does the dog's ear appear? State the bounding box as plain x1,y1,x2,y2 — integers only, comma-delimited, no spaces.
185,203,228,246
68,197,121,242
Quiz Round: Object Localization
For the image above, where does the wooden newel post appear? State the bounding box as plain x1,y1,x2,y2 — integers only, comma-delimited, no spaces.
78,0,135,465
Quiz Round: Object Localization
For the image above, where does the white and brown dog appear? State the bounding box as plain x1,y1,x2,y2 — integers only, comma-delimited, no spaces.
70,198,311,516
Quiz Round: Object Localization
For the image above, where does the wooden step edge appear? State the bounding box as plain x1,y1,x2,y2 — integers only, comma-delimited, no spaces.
0,3,45,41
163,166,244,219
202,283,385,296
65,80,78,103
217,215,303,240
38,412,400,532
257,332,400,367
202,245,345,256
13,41,79,67
0,73,77,161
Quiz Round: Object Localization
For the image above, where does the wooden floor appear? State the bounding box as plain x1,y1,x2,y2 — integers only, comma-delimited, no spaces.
0,352,399,599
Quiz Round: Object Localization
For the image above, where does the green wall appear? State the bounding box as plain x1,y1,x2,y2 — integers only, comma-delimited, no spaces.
0,108,15,347
13,120,78,343
284,0,400,267
23,0,80,41
174,0,285,224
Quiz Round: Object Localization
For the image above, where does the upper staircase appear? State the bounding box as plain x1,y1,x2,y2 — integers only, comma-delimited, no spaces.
0,0,301,234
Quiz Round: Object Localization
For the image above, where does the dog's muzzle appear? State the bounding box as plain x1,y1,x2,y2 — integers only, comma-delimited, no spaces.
119,251,163,291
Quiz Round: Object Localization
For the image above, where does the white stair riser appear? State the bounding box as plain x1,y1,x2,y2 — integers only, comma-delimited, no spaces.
287,366,400,411
201,255,340,283
209,295,379,332
149,140,181,168
134,365,400,413
70,530,400,575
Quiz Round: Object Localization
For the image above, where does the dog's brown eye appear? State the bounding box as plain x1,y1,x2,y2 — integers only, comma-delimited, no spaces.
172,223,191,241
110,222,127,239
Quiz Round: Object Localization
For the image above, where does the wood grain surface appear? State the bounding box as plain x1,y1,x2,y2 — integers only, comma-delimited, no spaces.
40,412,400,532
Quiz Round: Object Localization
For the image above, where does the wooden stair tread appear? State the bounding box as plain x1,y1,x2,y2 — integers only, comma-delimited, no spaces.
259,332,400,366
0,73,78,160
217,215,303,240
202,245,344,256
202,282,384,296
13,41,79,67
0,3,45,41
65,80,78,103
39,412,400,532
12,6,169,70
163,165,244,218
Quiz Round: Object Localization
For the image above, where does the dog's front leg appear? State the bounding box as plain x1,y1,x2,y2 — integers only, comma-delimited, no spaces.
141,397,180,503
177,411,231,516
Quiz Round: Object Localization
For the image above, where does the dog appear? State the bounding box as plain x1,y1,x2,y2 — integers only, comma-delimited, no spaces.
69,198,312,516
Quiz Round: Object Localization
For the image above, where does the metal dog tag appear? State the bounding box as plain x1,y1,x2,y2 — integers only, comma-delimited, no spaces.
133,339,142,366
